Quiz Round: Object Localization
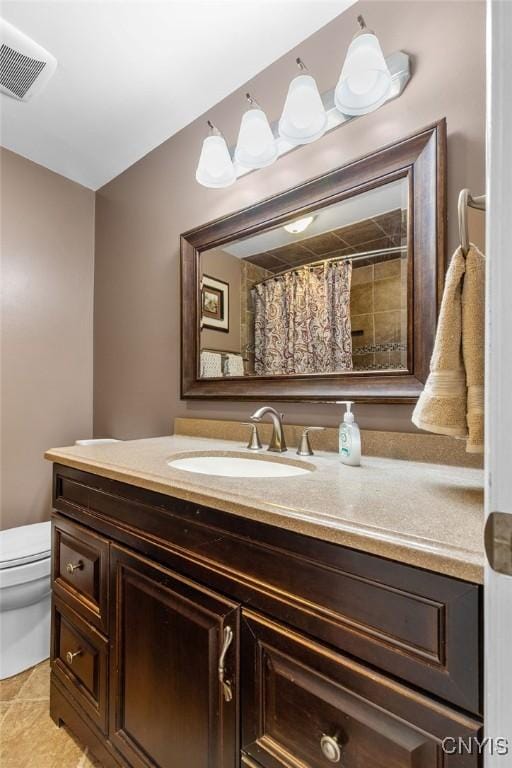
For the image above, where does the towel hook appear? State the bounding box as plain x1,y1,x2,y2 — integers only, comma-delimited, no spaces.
458,188,486,257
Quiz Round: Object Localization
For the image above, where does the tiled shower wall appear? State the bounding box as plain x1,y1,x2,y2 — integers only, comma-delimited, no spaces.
350,257,408,370
240,261,272,374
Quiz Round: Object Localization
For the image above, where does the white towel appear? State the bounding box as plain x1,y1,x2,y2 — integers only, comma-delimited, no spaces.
224,353,244,377
412,244,485,452
200,351,222,378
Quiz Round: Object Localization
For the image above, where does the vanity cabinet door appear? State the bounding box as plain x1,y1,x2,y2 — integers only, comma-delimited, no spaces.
241,610,482,768
109,545,239,768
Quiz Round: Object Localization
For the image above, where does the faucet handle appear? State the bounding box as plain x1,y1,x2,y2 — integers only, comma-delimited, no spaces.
241,422,263,451
297,426,325,456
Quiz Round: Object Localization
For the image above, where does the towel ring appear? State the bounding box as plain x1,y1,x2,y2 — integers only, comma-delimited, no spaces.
458,188,486,257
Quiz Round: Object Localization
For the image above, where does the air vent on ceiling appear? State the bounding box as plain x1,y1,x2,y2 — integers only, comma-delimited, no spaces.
0,18,57,101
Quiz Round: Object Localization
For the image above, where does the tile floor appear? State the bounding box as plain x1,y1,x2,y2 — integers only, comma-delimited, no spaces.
0,661,101,768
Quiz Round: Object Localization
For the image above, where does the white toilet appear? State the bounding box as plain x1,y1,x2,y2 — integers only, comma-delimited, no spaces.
0,521,52,679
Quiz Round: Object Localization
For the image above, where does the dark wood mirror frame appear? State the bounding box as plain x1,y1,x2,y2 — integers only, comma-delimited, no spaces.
181,119,446,403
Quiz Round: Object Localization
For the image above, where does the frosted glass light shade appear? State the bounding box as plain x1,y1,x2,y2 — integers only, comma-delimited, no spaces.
195,135,235,188
278,74,327,145
234,108,277,169
335,32,392,115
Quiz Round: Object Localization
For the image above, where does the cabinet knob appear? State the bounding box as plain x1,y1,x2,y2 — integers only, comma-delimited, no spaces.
320,734,341,763
65,649,82,665
66,560,83,574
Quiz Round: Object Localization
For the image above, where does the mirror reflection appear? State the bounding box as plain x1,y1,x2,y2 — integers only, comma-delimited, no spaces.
199,178,408,378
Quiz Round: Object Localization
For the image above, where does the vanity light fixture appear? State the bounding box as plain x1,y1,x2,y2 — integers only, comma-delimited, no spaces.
283,215,315,234
234,94,278,169
278,58,327,145
196,17,411,188
195,121,236,188
334,15,392,116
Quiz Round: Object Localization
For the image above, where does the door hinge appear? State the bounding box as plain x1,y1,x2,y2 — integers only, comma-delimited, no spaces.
485,511,512,576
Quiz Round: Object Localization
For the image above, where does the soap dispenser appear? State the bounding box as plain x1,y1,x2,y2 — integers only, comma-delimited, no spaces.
336,401,361,466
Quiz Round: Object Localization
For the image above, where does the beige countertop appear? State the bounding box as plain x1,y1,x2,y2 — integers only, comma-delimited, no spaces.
45,435,485,584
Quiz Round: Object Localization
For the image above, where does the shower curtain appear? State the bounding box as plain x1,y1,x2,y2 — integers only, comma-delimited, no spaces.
252,260,353,375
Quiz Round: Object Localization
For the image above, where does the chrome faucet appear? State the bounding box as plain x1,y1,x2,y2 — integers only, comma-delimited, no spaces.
250,406,287,453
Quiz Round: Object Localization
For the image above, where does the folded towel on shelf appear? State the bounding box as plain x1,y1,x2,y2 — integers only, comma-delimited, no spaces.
412,244,485,453
200,350,222,378
224,353,244,377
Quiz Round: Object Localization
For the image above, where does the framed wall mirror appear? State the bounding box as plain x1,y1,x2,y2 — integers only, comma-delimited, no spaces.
181,120,446,403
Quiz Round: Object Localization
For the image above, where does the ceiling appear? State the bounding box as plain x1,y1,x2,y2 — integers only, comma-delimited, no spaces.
224,179,407,258
0,0,355,190
244,208,406,273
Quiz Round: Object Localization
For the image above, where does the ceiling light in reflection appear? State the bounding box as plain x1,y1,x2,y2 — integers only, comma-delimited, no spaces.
283,215,315,234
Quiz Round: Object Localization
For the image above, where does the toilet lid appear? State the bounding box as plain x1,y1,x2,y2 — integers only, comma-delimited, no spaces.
0,521,51,569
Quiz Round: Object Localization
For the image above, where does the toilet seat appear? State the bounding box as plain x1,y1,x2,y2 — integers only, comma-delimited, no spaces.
0,556,51,590
0,521,51,569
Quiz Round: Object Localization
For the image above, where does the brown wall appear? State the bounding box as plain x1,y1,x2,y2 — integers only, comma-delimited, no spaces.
1,149,95,529
200,249,241,354
94,0,486,439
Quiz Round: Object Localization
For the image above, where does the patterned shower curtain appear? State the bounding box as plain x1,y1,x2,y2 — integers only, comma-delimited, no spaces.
252,260,353,375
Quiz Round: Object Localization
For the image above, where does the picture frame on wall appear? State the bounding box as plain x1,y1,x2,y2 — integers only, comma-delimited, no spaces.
201,275,229,332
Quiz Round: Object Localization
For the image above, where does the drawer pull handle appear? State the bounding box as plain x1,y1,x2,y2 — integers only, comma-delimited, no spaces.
65,649,82,665
218,625,233,703
320,735,341,763
66,561,83,574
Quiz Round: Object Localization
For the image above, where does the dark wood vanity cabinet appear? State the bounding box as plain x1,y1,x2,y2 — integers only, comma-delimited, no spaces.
108,546,239,768
50,465,483,768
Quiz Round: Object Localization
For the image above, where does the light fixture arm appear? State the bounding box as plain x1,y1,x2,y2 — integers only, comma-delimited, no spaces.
245,92,262,110
355,14,374,36
207,120,223,138
295,57,308,72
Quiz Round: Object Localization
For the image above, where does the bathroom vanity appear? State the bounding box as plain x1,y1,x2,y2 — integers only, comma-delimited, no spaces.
46,434,484,768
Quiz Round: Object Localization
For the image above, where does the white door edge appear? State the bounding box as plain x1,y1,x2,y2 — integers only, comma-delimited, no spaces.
485,0,512,764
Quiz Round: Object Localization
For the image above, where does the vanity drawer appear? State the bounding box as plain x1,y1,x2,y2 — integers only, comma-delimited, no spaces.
51,596,108,734
52,516,109,632
241,610,482,768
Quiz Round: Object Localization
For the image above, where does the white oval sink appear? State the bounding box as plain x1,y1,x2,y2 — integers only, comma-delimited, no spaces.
168,454,312,478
